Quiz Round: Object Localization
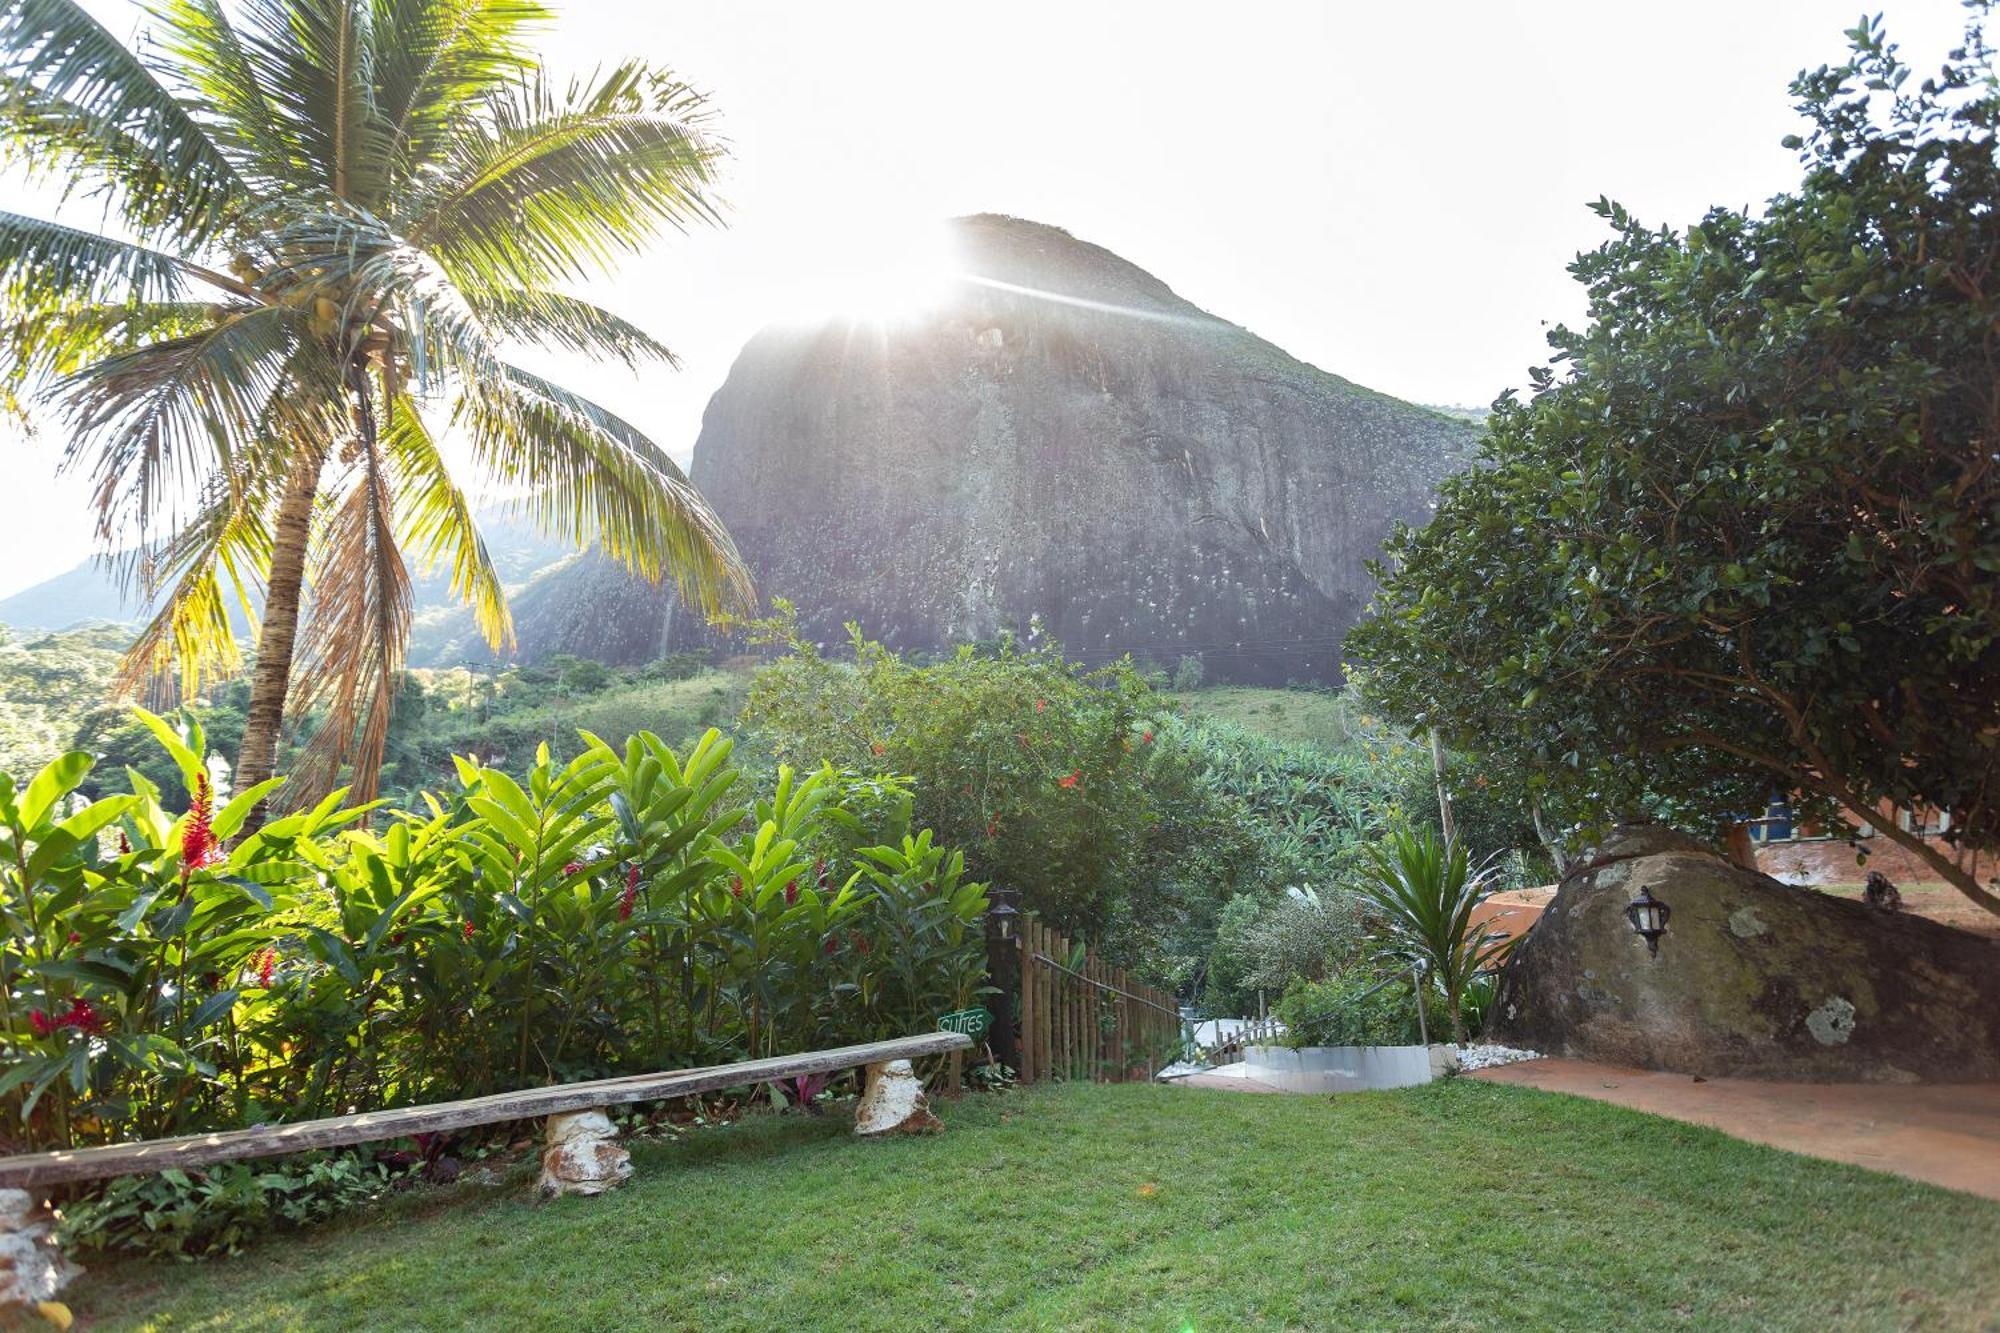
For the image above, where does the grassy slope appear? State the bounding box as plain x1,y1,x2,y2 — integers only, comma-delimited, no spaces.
425,670,750,764
82,1081,2000,1331
1171,685,1355,750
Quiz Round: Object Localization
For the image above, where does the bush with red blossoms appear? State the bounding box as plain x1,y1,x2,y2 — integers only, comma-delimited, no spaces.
2,710,989,1162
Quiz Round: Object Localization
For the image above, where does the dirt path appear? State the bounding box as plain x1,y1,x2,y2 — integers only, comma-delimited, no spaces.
1471,1058,2000,1201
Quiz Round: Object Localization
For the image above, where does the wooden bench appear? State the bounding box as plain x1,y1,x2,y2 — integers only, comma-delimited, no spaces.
0,1033,972,1314
0,1032,972,1194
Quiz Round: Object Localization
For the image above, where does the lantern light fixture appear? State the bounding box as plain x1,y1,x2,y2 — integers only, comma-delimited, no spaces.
1625,882,1670,957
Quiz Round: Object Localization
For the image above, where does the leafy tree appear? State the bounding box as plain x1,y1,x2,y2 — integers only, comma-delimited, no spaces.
1,0,751,807
739,608,1162,939
1348,11,2000,914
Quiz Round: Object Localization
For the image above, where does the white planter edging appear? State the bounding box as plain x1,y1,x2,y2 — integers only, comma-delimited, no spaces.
1241,1043,1437,1092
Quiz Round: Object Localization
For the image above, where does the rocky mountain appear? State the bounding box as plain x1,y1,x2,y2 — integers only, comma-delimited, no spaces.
8,217,1479,680
654,213,1479,681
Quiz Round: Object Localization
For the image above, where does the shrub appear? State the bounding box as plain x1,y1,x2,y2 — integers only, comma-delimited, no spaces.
1356,827,1511,1044
738,609,1160,938
1171,655,1205,692
1274,968,1445,1048
0,712,988,1153
59,1153,399,1260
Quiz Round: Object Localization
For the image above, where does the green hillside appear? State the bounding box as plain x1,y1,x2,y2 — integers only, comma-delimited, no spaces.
1170,685,1359,751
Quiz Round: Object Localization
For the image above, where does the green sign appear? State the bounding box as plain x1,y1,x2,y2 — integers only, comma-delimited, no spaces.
937,1007,992,1037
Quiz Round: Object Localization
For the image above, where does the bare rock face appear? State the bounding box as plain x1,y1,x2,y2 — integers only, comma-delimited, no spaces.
541,213,1465,680
1489,825,2000,1082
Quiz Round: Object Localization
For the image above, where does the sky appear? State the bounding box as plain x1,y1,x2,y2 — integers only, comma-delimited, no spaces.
0,0,1973,600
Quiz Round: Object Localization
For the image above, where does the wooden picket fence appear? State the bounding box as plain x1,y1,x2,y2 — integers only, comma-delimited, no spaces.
1010,915,1184,1084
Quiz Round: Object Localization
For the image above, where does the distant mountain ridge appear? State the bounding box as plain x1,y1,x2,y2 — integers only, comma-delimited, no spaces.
0,515,575,666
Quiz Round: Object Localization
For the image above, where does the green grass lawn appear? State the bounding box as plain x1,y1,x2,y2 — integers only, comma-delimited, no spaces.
75,1080,2000,1331
1172,686,1356,750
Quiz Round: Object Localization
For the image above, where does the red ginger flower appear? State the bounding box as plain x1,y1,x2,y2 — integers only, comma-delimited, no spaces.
256,949,275,989
619,865,640,920
463,920,476,941
117,832,131,855
181,773,217,872
31,998,103,1037
1035,697,1046,712
783,879,799,907
1142,730,1154,744
563,861,584,877
730,876,744,900
1058,770,1081,789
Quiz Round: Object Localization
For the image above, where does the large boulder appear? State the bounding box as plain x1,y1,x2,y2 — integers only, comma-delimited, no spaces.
1489,824,2000,1082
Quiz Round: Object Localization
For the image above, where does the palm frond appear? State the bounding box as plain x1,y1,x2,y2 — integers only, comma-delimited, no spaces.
53,303,336,544
0,298,212,402
458,362,753,615
0,211,203,310
369,0,548,191
464,287,678,368
0,0,245,244
113,468,277,698
408,60,725,285
290,399,411,804
382,387,512,649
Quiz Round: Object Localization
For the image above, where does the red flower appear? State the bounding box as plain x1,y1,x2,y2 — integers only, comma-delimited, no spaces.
1142,730,1154,745
783,879,799,906
823,935,838,955
181,773,216,873
848,931,872,956
31,998,103,1037
730,876,744,900
870,742,886,756
1035,697,1046,713
463,920,476,941
563,862,584,877
1058,770,1081,789
256,949,275,989
66,932,80,945
117,832,131,856
814,858,827,888
619,865,640,921
986,818,1000,837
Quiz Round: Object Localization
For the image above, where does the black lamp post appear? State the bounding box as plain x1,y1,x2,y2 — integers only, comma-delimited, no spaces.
1625,883,1670,957
985,887,1022,1070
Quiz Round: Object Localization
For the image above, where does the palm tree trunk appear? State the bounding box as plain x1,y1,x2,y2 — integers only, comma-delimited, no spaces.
234,449,324,819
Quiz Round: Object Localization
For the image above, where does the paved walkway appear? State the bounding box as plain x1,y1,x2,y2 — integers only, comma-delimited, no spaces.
1471,1058,2000,1201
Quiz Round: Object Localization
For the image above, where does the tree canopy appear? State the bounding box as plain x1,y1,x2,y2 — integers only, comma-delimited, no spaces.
1347,11,2000,913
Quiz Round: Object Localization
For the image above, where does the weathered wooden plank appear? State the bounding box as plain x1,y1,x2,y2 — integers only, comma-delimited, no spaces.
1023,919,1038,1084
0,1032,971,1190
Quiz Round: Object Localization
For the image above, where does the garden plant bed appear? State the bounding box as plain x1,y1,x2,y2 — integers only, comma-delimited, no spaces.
73,1081,2000,1329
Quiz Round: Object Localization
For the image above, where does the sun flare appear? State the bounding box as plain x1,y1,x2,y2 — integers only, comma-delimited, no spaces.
769,221,963,325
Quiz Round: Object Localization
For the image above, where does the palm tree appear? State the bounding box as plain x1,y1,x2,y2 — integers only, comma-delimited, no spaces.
1,0,753,805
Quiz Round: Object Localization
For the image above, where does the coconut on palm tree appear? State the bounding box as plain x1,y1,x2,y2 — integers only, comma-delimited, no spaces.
0,0,753,805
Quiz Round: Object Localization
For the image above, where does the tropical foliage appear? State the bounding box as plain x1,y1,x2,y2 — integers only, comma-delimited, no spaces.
0,0,750,805
0,714,987,1155
1355,827,1509,1044
1346,10,2000,913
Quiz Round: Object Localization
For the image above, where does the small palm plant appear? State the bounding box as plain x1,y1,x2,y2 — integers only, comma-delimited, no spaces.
1,0,752,806
1357,826,1511,1045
